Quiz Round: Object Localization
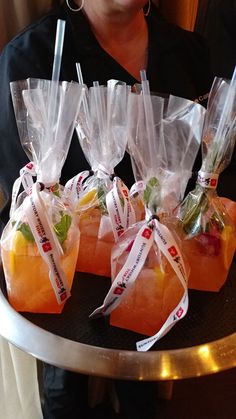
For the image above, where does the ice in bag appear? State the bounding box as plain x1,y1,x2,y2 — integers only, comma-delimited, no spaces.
67,80,135,277
177,73,236,292
0,77,84,313
90,74,206,351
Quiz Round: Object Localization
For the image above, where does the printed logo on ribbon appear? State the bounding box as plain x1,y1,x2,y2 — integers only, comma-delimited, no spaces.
42,241,52,253
175,307,184,318
197,171,219,189
26,162,34,170
168,246,178,257
142,228,152,239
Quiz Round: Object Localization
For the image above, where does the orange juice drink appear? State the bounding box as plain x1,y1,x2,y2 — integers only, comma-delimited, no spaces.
178,189,236,292
1,226,79,313
110,246,184,336
76,188,114,277
181,225,236,292
76,208,114,276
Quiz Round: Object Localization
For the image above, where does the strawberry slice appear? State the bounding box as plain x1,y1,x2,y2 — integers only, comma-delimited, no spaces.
197,232,221,256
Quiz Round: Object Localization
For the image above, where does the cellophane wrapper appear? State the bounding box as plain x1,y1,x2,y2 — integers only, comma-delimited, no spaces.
74,81,131,277
1,79,84,312
177,77,236,292
110,89,205,336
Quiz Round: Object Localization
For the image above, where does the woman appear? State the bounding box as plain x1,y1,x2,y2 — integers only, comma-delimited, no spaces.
0,1,214,418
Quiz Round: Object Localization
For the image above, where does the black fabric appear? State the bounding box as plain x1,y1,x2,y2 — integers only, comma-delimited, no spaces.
0,2,214,231
115,381,158,419
42,365,89,419
195,0,236,79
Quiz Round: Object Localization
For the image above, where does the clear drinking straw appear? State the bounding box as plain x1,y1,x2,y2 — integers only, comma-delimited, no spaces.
140,69,157,172
47,19,66,139
76,62,83,84
93,81,106,140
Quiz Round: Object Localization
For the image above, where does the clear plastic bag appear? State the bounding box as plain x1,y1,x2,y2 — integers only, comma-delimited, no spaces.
1,78,84,312
90,74,205,350
68,80,133,277
177,74,236,292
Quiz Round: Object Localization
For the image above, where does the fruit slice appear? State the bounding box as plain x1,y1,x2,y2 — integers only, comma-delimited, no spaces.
77,188,97,208
9,231,29,274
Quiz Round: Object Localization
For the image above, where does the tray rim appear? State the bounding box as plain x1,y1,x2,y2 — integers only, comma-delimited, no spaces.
1,284,236,381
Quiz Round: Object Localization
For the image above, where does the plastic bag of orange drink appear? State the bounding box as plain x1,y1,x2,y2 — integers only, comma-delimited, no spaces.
177,72,236,292
66,80,135,277
90,72,206,351
0,78,84,313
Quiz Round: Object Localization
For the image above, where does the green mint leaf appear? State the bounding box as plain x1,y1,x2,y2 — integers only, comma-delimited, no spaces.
50,183,60,197
143,177,160,212
54,214,72,244
16,222,35,242
97,182,108,215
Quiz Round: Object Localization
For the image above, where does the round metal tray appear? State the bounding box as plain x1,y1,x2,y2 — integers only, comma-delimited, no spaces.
0,262,236,381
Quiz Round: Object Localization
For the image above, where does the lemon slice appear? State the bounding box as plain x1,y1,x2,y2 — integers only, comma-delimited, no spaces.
9,231,29,274
11,230,29,254
77,188,98,208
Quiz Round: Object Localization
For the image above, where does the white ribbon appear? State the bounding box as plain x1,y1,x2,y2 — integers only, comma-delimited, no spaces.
23,183,70,305
65,170,91,203
106,177,136,242
90,215,188,351
10,162,36,217
130,180,145,197
197,171,219,189
136,217,188,351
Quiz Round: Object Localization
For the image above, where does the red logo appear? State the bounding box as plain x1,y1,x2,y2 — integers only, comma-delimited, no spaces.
26,163,33,170
42,242,52,252
168,246,178,257
176,307,184,318
142,228,152,240
114,287,124,295
122,189,128,197
59,291,67,302
210,178,217,187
